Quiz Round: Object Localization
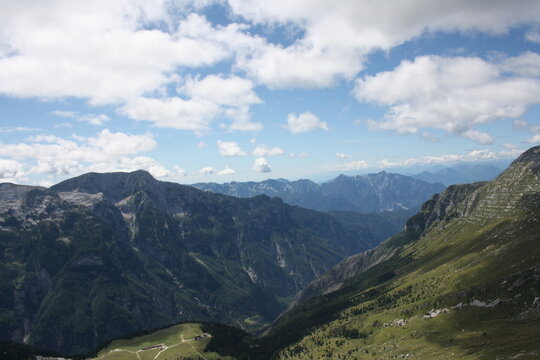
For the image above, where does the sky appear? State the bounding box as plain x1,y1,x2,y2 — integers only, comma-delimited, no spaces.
1,0,540,186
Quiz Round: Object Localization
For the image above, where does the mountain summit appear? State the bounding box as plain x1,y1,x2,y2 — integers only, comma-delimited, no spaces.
0,171,391,355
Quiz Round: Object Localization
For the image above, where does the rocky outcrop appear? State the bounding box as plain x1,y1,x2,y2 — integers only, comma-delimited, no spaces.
0,171,389,355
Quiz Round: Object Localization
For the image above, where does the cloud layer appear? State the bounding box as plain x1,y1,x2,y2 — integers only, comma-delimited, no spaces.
355,53,540,143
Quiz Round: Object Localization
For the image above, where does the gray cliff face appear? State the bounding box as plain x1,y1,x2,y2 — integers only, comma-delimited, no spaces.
193,172,445,214
0,171,389,355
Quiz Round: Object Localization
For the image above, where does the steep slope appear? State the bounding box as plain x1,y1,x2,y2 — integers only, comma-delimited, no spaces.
261,146,540,360
0,171,384,355
193,172,444,213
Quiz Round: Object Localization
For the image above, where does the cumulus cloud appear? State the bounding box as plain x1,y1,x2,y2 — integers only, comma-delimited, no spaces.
252,157,271,172
86,129,156,156
461,129,494,145
336,152,348,160
286,112,328,134
121,74,262,131
229,0,540,88
0,158,26,182
198,166,215,175
121,96,220,131
0,129,168,180
0,5,230,104
217,140,246,156
252,144,284,156
218,166,236,175
174,165,187,177
355,53,540,144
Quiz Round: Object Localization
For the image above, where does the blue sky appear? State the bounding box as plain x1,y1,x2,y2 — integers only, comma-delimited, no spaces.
1,0,540,186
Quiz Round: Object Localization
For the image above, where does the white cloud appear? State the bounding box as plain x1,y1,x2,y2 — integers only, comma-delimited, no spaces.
356,53,540,144
121,74,262,132
121,96,220,131
286,112,328,134
198,166,215,175
461,129,494,145
217,140,246,156
252,144,284,156
229,0,540,88
182,74,263,131
328,159,368,171
525,134,540,144
97,156,170,177
197,141,207,149
0,129,167,180
87,129,156,156
0,5,231,104
336,152,348,160
526,31,540,44
174,165,187,177
0,0,539,108
375,149,522,168
218,166,236,175
252,157,271,172
53,110,110,125
0,158,25,182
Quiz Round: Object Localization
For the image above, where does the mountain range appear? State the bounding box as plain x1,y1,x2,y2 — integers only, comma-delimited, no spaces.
0,170,407,355
2,147,539,359
413,164,503,186
193,171,445,213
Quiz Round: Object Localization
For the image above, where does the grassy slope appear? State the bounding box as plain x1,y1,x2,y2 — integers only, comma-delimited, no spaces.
264,163,540,359
92,323,233,360
273,215,540,360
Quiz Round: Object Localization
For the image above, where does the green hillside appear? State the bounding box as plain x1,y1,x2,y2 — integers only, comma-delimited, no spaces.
91,323,230,360
257,146,540,359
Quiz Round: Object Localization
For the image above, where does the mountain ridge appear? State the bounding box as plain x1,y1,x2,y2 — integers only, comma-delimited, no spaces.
257,145,540,359
193,171,445,214
0,170,402,355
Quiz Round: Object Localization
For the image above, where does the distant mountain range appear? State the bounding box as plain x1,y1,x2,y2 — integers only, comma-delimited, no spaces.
413,164,503,186
193,171,445,213
0,170,406,355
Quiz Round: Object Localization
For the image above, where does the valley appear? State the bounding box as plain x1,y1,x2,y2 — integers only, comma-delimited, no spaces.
1,147,539,360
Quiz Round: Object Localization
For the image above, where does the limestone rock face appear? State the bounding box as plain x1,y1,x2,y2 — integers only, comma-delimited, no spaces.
0,170,387,355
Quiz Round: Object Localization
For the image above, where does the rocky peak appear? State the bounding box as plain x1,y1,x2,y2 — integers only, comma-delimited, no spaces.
50,170,159,203
509,145,540,175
